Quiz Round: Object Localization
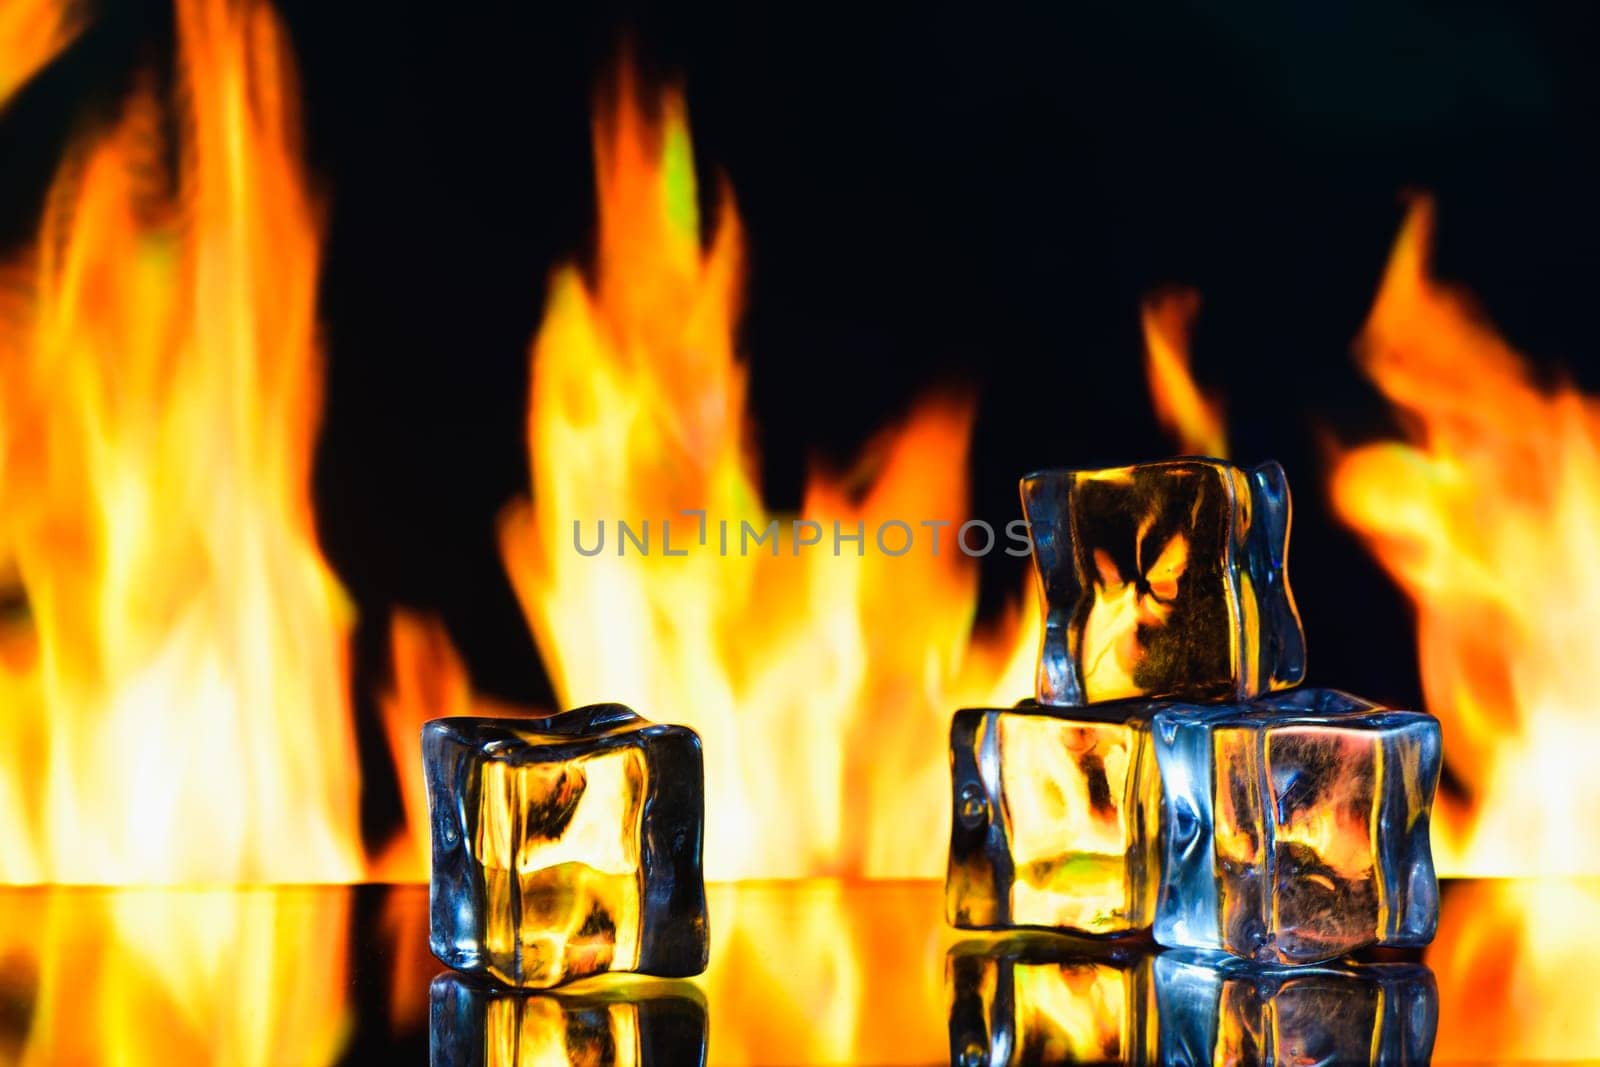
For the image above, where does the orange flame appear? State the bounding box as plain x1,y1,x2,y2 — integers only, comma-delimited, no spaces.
1426,879,1600,1061
0,0,81,108
0,0,362,883
1,887,354,1065
374,611,523,880
1331,198,1600,876
7,0,1597,1056
1142,288,1227,459
0,2,363,1053
385,66,1036,882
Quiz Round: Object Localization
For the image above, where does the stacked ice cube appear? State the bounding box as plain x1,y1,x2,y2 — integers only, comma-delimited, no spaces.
946,458,1442,964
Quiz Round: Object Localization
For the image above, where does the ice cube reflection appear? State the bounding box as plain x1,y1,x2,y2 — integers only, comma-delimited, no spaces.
947,935,1436,1065
429,972,707,1067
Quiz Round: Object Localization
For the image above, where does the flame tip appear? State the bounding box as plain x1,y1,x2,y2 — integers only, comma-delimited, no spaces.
1141,286,1227,460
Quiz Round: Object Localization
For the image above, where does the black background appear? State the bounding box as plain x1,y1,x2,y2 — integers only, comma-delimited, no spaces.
4,1,1599,845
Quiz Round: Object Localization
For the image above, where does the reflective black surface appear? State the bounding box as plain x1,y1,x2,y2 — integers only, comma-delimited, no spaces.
0,880,1592,1064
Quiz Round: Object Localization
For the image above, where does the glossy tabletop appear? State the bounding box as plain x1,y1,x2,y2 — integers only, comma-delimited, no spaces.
0,878,1594,1064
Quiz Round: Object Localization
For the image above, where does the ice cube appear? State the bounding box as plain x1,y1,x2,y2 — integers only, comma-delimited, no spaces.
429,972,708,1066
946,690,1439,959
1154,949,1437,1066
946,935,1151,1066
1152,688,1440,963
946,702,1161,936
424,705,708,988
946,938,1436,1066
1020,459,1305,706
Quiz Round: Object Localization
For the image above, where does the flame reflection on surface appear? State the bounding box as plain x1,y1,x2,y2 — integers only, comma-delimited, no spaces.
1427,879,1600,1063
0,0,362,884
0,886,351,1066
0,879,1595,1064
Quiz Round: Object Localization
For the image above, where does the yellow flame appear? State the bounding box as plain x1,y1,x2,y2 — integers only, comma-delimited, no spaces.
374,611,512,879
0,886,352,1065
1142,289,1227,459
1330,198,1600,876
1427,880,1600,1061
703,880,948,1064
1081,522,1191,702
369,62,1037,1061
1001,714,1155,933
0,0,362,883
1012,960,1133,1061
0,0,81,108
477,744,645,986
382,64,1036,883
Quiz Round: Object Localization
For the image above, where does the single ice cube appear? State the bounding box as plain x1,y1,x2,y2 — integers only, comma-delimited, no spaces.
424,705,708,988
946,702,1161,936
1152,688,1440,963
945,938,1436,1066
1154,949,1437,1066
429,972,708,1066
1020,459,1305,706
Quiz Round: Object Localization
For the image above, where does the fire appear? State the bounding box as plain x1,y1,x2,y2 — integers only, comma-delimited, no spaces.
8,0,1595,1050
1426,880,1600,1061
1011,960,1129,1061
1330,198,1600,876
0,1,362,1056
386,65,1036,882
0,0,81,107
0,0,362,883
1136,200,1600,1060
1082,516,1191,702
1142,288,1227,459
0,887,353,1065
703,881,948,1064
1139,201,1600,878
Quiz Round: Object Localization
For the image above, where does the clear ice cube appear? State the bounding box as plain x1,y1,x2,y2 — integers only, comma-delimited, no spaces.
424,705,708,988
1154,949,1437,1066
429,972,708,1066
946,690,1439,959
946,703,1161,936
1152,688,1441,963
1020,459,1305,706
946,937,1436,1066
